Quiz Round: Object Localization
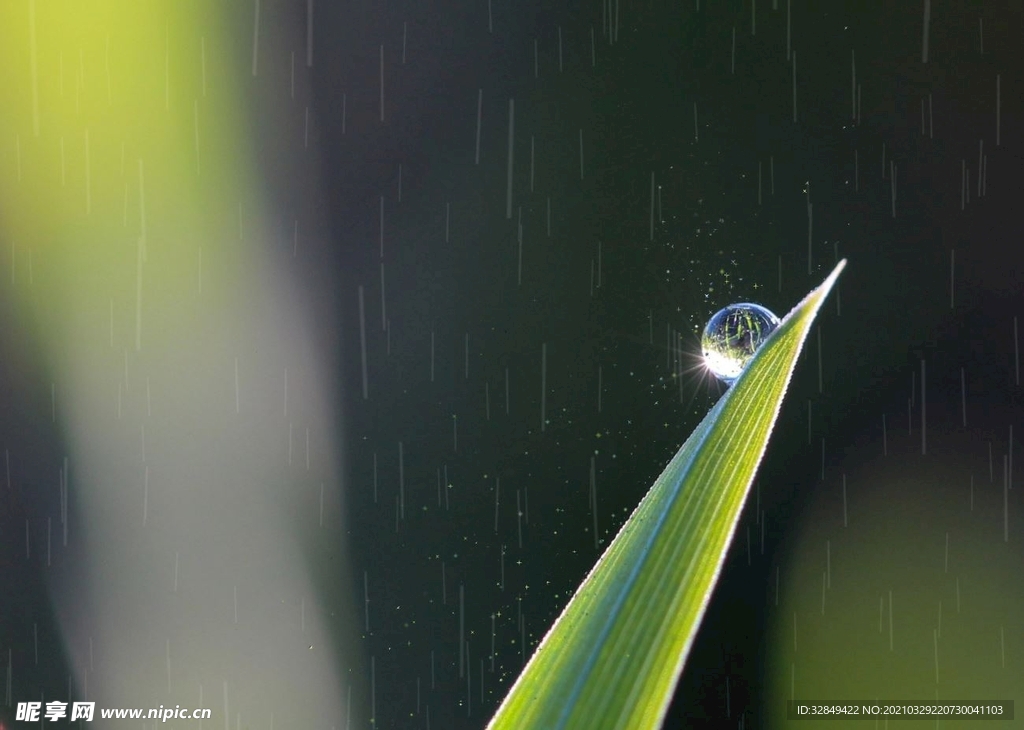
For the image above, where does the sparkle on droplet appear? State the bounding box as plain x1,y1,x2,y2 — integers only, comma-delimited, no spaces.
701,302,780,384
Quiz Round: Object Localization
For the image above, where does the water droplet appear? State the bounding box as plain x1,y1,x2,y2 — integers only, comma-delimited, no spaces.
701,303,780,384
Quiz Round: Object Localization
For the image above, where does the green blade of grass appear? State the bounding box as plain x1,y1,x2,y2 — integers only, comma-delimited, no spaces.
487,259,847,730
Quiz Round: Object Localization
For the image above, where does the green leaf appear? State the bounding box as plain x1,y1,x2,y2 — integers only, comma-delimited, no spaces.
487,260,847,730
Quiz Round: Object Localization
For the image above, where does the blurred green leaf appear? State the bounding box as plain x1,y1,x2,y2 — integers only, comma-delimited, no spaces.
488,260,847,730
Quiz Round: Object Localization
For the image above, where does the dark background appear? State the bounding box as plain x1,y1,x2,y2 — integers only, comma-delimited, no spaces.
3,0,1023,728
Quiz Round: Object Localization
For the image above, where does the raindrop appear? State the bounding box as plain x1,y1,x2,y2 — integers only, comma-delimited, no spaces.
701,303,780,384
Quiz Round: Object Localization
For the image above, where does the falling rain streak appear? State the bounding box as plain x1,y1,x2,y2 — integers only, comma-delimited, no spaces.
540,344,547,431
506,99,515,219
358,286,368,399
921,359,926,455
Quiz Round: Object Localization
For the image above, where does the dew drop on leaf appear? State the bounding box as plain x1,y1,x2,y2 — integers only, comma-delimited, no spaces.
701,303,780,384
